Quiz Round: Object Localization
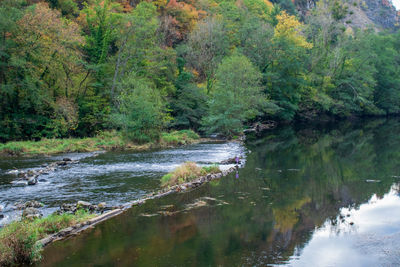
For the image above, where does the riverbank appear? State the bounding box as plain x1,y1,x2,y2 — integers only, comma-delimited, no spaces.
0,130,202,156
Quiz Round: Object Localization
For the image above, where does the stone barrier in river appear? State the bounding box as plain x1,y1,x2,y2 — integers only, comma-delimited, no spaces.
36,164,240,248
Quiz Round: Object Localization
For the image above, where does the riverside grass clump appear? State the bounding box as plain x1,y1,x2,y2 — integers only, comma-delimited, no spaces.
161,162,221,187
0,130,200,156
0,210,94,266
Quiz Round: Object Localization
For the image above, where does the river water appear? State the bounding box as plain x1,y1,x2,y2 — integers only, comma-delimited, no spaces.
4,118,400,266
0,142,244,226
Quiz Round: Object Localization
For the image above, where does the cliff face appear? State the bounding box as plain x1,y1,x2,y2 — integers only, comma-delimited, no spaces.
362,0,398,29
294,0,399,30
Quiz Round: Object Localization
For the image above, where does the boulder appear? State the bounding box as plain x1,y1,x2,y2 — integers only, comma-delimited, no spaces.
63,158,72,162
76,201,92,210
22,207,42,220
27,175,38,185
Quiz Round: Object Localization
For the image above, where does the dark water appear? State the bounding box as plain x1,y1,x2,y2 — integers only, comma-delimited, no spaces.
0,142,243,226
36,119,400,266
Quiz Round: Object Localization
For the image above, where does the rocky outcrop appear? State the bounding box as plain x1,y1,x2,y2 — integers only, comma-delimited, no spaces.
294,0,399,30
362,0,398,29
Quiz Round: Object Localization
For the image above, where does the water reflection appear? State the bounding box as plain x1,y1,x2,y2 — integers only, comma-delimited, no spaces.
39,118,400,266
287,185,400,267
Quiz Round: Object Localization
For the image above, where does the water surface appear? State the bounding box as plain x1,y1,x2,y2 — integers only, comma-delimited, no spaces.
34,119,400,266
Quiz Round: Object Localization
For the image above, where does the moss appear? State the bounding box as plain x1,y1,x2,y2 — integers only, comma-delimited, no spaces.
161,162,221,187
0,210,94,266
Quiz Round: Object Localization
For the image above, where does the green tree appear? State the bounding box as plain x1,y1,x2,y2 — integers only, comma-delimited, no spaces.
372,32,400,115
112,75,170,143
183,17,229,93
202,52,277,137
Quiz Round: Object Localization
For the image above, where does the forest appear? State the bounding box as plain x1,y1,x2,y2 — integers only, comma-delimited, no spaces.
1,0,400,142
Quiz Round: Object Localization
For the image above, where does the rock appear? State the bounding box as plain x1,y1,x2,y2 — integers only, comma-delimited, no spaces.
57,161,68,166
7,170,19,175
15,200,43,210
27,176,38,185
60,203,76,214
350,222,354,225
22,207,42,220
39,179,47,182
97,202,107,210
77,201,92,210
0,214,4,219
0,204,3,212
63,158,72,162
221,157,242,165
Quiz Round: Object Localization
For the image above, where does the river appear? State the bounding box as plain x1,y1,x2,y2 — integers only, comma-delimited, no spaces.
0,142,244,226
3,118,400,266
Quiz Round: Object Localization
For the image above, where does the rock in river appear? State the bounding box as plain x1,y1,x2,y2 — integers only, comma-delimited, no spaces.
22,207,42,220
27,175,38,185
77,201,92,210
15,200,44,210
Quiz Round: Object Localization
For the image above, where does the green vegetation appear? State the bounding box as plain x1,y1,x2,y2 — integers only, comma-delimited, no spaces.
0,0,400,142
0,130,200,156
161,162,221,187
0,210,94,266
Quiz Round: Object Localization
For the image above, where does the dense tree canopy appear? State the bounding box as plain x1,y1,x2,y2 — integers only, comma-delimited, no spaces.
0,0,400,142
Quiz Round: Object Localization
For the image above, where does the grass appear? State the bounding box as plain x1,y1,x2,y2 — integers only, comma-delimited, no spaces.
0,210,94,266
161,162,221,187
0,130,200,156
160,130,200,146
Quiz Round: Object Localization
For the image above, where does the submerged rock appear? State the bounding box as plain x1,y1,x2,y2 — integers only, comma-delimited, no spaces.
366,179,381,183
